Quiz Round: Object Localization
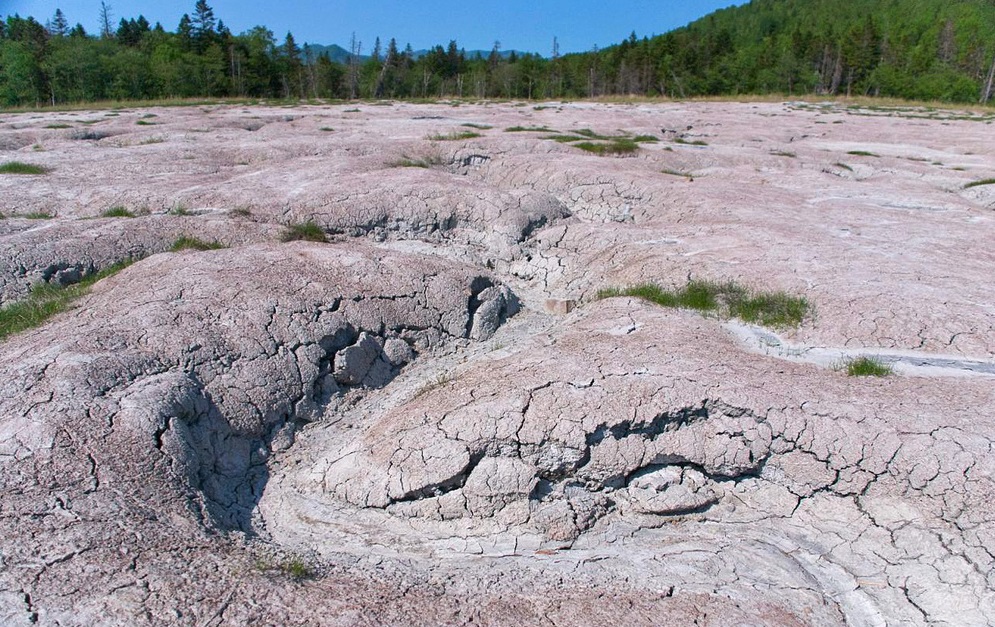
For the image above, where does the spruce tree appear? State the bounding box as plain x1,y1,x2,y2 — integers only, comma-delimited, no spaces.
48,9,69,37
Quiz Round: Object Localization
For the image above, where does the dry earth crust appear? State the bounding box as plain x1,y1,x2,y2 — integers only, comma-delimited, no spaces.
1,100,994,626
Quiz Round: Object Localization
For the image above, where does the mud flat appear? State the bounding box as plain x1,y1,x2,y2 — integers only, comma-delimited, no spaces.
1,100,993,625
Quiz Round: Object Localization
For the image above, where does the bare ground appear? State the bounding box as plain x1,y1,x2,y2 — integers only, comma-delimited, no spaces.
1,99,993,625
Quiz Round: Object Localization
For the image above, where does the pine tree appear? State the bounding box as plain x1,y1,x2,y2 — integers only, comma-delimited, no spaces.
192,0,216,47
177,14,193,50
48,9,69,37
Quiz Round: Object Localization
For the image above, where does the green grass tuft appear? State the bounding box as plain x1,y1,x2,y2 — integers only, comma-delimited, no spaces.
847,150,878,157
674,137,708,146
963,178,995,189
388,153,445,168
280,558,314,581
574,138,640,156
633,134,660,143
280,222,327,243
461,123,492,130
543,134,586,143
0,260,135,341
44,123,72,129
0,161,50,175
102,206,136,218
170,236,226,252
597,279,809,328
428,130,481,141
727,290,810,328
22,212,54,219
838,356,893,377
505,125,556,133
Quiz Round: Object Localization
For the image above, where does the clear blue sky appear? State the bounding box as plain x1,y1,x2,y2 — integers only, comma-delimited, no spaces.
5,1,747,53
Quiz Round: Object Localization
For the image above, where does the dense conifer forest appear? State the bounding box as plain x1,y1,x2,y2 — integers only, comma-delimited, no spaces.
3,0,995,107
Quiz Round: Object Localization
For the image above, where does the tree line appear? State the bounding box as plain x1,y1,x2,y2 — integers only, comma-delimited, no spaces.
3,0,995,107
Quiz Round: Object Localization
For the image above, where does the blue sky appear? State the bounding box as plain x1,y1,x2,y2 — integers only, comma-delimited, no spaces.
5,1,747,53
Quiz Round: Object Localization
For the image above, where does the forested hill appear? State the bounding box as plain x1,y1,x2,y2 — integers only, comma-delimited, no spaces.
597,0,995,102
2,0,995,107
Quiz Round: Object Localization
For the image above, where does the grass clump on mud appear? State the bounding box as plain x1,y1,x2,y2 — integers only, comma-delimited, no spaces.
505,125,556,133
428,130,482,141
0,260,135,342
674,137,708,146
388,153,445,168
102,206,136,218
597,279,809,328
0,161,50,175
574,138,640,156
170,236,226,251
963,178,995,189
837,356,893,377
280,222,327,243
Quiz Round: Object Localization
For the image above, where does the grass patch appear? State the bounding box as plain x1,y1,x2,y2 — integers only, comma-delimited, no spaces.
0,161,50,175
0,260,134,341
279,558,314,582
633,134,660,143
505,125,556,133
847,150,878,157
135,119,155,126
461,123,492,130
837,356,893,377
833,162,854,171
280,222,327,243
319,126,334,132
21,212,54,219
388,153,445,168
574,138,640,156
963,178,995,189
45,123,72,129
170,204,193,216
544,134,586,143
771,150,797,158
572,128,613,140
170,236,226,252
597,279,809,328
428,130,481,141
139,136,166,145
102,206,136,218
674,137,708,146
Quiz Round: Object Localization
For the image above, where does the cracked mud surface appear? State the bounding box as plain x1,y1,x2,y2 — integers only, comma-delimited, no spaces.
1,100,994,625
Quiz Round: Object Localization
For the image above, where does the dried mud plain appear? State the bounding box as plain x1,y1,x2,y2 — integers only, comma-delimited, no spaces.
1,99,994,626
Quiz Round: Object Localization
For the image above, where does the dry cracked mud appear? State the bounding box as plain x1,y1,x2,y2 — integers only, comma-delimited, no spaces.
1,100,994,626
